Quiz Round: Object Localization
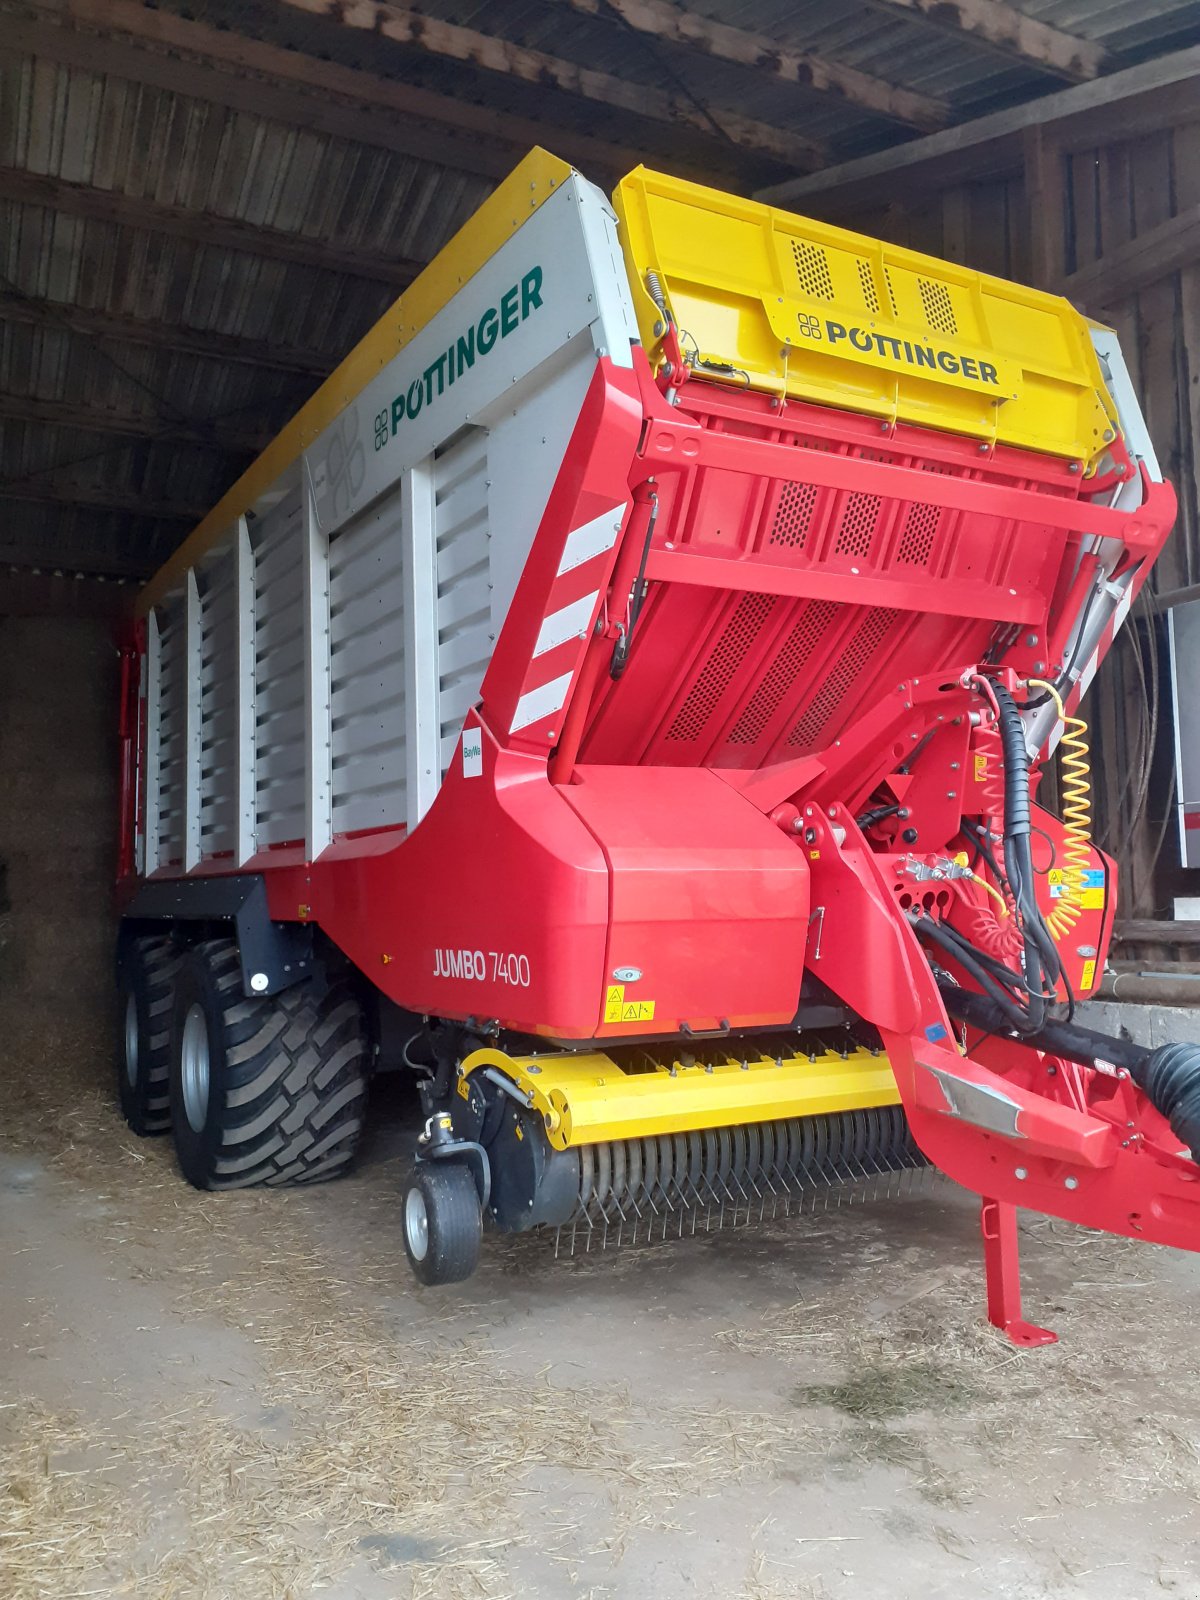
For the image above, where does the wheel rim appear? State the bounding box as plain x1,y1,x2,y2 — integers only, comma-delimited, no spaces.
124,993,139,1088
180,1003,211,1133
405,1185,430,1261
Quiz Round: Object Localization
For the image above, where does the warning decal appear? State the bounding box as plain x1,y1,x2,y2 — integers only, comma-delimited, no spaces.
604,984,656,1024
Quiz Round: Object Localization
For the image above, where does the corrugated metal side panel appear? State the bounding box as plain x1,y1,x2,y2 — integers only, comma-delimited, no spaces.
198,541,239,855
434,428,491,778
251,483,306,844
154,595,186,868
328,487,408,834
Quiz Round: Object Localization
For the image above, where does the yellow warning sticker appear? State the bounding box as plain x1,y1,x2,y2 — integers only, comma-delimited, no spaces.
604,984,655,1023
456,1076,470,1101
1080,958,1097,990
1080,888,1105,909
1048,868,1064,885
974,753,988,781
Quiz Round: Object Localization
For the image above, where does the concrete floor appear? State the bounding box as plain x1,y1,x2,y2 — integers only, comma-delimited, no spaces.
4,1009,1200,1600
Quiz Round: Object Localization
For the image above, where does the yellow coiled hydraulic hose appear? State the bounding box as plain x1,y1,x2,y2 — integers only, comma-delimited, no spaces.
1027,678,1092,941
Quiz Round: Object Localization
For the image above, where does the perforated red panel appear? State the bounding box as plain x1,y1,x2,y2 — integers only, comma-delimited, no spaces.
833,493,882,559
897,502,941,566
728,601,839,747
786,608,900,752
769,481,819,551
666,593,777,742
575,380,1089,775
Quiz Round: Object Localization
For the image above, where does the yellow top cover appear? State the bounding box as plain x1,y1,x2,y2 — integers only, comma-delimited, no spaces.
614,167,1117,468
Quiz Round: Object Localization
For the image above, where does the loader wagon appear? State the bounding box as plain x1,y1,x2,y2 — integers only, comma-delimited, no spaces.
115,148,1200,1341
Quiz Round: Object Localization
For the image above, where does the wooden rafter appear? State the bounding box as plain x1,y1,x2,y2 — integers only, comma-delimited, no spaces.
0,292,341,378
0,392,273,454
1059,204,1200,309
555,0,949,130
0,165,422,286
866,0,1106,82
19,0,655,183
273,0,827,170
758,46,1200,210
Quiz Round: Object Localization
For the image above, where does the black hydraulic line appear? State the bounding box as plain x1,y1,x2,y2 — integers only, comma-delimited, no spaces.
610,491,659,679
942,985,1200,1163
988,680,1061,1023
915,917,1034,1033
938,983,1147,1073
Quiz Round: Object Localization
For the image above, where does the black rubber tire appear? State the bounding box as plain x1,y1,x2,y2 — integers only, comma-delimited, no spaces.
168,937,368,1190
403,1162,483,1286
117,935,180,1135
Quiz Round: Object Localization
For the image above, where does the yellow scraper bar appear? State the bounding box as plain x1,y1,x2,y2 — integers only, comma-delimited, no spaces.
614,167,1118,469
461,1044,900,1152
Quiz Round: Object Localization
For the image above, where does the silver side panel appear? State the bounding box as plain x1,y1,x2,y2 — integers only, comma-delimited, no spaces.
329,485,408,836
154,597,185,870
1169,600,1200,868
1023,325,1161,759
198,552,238,859
138,174,638,870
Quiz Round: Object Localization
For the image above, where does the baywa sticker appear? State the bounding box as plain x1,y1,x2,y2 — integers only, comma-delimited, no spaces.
373,266,545,451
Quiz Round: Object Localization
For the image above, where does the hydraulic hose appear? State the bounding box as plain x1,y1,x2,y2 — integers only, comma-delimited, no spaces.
941,985,1200,1162
939,984,1145,1069
916,917,1034,1033
986,680,1061,1026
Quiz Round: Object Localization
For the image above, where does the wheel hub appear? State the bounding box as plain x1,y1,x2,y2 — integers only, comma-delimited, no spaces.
180,1002,211,1133
124,992,139,1088
405,1185,430,1261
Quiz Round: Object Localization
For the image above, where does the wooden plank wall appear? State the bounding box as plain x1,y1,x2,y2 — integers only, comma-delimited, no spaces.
821,122,1199,917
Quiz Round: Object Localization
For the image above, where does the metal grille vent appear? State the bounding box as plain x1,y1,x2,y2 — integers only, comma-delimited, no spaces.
791,239,834,300
786,609,899,751
896,502,941,566
728,601,840,746
857,259,880,314
884,267,899,318
769,481,819,550
918,277,957,335
666,592,777,742
834,492,882,559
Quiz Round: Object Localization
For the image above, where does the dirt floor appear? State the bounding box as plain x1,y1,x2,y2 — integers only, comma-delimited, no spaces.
3,619,1200,1598
4,1001,1200,1600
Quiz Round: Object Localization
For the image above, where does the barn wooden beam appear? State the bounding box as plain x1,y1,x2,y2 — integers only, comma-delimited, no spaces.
866,0,1106,82
758,46,1200,210
555,0,949,130
20,0,651,183
0,165,421,286
274,0,827,170
0,292,339,378
1058,203,1200,309
0,392,271,454
0,482,207,524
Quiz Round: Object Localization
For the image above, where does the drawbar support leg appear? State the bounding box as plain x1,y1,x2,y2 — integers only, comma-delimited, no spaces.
980,1198,1058,1348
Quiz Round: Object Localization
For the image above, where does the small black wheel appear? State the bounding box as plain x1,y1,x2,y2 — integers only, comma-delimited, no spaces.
117,936,180,1135
403,1162,483,1286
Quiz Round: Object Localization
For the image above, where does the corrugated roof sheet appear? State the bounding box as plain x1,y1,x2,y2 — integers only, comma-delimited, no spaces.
1,0,1197,582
